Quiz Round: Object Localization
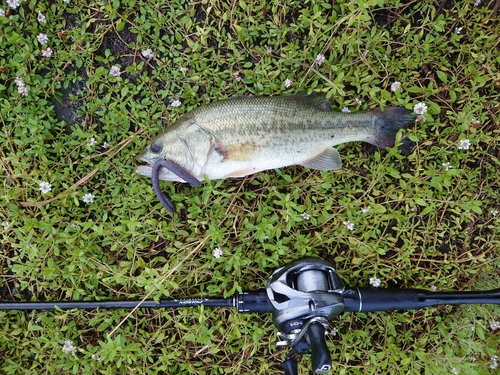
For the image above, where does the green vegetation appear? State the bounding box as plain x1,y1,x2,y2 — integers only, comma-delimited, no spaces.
1,0,499,374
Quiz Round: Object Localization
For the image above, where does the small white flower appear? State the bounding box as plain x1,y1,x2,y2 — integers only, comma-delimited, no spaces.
170,99,181,107
39,181,52,194
63,0,71,3
179,67,189,73
490,320,500,330
141,48,154,59
7,0,20,9
92,354,100,360
102,142,109,149
430,285,437,292
82,193,95,204
0,9,5,16
457,139,470,150
454,27,463,34
471,355,477,362
87,137,96,147
37,12,46,23
342,107,350,113
490,356,498,370
233,72,241,81
284,78,292,88
442,162,452,171
451,368,458,375
369,277,381,288
266,45,273,53
491,209,498,217
474,0,482,6
471,325,476,332
41,47,53,57
329,327,338,336
213,247,223,258
15,77,25,87
37,33,48,45
1,222,10,231
301,212,310,220
416,114,426,123
17,85,28,96
109,65,121,77
343,221,354,231
62,340,76,355
413,102,428,115
354,98,362,106
470,118,480,127
361,206,370,213
390,81,402,92
315,53,325,66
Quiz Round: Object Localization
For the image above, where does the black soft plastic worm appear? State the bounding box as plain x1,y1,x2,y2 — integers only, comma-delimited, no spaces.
151,159,202,213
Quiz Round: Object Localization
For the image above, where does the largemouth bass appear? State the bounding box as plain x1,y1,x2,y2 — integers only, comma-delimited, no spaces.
136,93,415,212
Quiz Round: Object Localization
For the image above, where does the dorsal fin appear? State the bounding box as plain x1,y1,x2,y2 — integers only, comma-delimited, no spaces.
226,94,249,100
225,92,331,111
284,92,332,111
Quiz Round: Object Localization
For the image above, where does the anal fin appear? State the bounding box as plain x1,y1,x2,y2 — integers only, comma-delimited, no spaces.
299,147,342,171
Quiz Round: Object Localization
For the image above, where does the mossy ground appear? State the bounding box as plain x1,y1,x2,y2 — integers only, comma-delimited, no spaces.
1,1,499,374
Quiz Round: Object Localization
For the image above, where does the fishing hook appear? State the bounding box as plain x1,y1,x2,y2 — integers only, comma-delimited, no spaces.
151,159,201,213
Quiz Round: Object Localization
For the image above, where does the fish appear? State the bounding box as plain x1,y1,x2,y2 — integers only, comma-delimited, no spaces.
136,93,415,212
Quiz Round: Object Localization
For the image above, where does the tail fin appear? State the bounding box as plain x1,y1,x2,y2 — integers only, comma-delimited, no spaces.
370,107,415,155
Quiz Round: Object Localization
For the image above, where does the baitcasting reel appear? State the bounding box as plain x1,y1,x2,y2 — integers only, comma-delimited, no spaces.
2,257,499,375
266,258,345,375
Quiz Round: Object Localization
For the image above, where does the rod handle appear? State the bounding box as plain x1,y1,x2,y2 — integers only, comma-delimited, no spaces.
236,290,273,313
343,287,500,313
343,288,422,312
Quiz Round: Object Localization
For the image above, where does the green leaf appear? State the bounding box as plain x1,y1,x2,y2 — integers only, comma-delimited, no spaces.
436,70,448,84
116,20,126,32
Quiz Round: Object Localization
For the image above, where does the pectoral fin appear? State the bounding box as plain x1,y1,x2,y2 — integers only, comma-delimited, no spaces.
299,147,342,171
215,141,259,161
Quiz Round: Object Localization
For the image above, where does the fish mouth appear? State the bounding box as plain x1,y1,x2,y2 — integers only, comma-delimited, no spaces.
134,164,152,177
135,164,171,180
134,155,172,180
134,163,179,182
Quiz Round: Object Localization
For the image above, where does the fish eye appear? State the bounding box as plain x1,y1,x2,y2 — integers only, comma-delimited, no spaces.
151,143,162,153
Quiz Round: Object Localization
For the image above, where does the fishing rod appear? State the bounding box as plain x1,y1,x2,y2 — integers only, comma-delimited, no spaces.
2,257,499,375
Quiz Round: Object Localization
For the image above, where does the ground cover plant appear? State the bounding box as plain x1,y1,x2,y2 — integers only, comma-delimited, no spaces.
1,0,499,374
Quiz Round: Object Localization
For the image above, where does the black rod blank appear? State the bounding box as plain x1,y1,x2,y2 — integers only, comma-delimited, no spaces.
0,290,273,313
0,298,235,311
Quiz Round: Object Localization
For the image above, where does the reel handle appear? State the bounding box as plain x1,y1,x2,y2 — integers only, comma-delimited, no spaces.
307,321,332,374
283,357,299,375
